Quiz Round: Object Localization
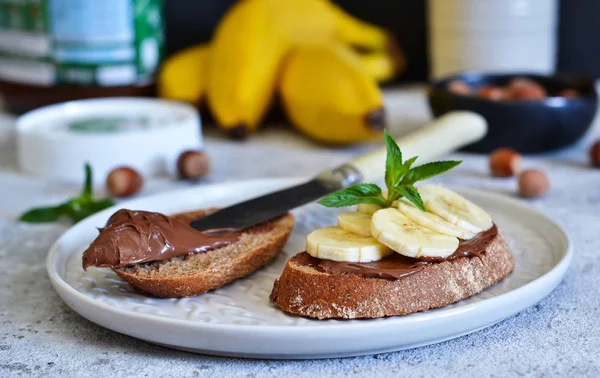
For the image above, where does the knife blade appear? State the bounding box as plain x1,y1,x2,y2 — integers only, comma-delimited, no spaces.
190,112,488,232
189,164,362,231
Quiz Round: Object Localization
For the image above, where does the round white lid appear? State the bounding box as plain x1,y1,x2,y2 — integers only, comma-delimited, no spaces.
16,98,203,183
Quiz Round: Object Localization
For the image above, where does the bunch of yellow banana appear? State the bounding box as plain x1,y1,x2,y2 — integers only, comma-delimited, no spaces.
158,0,404,144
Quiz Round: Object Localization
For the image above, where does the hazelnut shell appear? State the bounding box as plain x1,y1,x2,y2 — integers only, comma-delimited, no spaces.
177,150,210,180
518,170,549,199
447,80,472,96
106,166,143,197
489,148,522,177
507,78,547,100
590,141,600,168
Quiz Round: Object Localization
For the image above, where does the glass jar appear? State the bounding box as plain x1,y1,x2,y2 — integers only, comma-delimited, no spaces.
0,0,164,113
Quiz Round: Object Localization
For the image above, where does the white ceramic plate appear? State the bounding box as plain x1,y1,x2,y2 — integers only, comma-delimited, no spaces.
47,178,572,359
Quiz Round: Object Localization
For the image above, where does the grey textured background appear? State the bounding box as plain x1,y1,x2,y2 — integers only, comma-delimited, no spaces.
1,90,599,377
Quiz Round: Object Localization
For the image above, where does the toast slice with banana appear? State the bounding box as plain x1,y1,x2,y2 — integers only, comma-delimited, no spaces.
270,231,513,319
270,131,514,319
270,185,514,319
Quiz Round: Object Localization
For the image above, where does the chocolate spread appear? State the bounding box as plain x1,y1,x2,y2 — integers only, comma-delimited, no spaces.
82,209,240,270
292,224,498,280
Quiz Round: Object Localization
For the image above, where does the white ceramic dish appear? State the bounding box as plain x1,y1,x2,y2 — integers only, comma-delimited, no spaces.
46,178,572,359
17,98,202,183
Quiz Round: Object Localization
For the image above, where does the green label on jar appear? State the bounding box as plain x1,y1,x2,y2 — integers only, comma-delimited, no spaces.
0,0,163,86
133,0,163,81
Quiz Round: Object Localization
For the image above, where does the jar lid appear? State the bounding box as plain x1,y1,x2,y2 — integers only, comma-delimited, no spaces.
17,98,202,183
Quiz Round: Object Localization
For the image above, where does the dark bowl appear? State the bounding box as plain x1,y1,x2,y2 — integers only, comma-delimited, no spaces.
428,72,598,153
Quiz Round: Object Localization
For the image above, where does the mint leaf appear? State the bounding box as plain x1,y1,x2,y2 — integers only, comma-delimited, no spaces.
318,184,386,208
384,130,404,190
71,199,116,223
19,206,62,223
317,132,461,211
396,185,425,211
18,163,115,224
403,156,418,170
403,160,462,185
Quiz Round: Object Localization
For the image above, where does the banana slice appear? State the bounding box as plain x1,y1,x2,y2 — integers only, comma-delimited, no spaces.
371,208,459,259
337,211,372,236
419,185,493,234
357,191,387,215
396,200,476,239
357,202,400,215
357,203,381,215
306,226,392,262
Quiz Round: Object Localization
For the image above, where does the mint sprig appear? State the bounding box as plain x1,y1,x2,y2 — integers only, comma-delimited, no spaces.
317,183,387,208
19,163,115,224
317,130,461,211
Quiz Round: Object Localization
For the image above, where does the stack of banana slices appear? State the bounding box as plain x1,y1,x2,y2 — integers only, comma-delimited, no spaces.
307,185,494,262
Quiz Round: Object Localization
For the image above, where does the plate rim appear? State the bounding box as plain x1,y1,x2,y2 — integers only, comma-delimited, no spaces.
46,177,573,335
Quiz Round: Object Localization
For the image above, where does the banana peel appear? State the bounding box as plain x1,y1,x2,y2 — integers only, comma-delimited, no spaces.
359,48,405,83
280,43,385,145
158,45,210,105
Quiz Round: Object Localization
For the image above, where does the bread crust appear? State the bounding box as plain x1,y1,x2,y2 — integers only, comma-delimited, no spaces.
113,210,294,298
270,231,514,319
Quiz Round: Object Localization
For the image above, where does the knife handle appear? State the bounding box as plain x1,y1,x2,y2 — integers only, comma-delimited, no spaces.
348,111,487,184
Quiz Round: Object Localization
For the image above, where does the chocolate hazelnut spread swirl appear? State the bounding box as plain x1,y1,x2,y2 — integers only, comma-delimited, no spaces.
82,209,240,270
293,224,498,280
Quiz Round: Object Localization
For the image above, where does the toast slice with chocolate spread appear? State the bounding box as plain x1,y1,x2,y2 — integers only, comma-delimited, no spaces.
270,228,514,319
112,209,294,298
270,132,515,319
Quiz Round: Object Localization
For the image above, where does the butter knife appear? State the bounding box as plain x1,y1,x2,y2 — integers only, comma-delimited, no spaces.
190,111,487,232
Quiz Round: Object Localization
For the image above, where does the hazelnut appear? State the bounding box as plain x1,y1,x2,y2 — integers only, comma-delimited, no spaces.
106,166,143,197
447,80,472,96
477,85,505,101
507,78,547,100
177,150,210,180
590,141,600,168
489,148,522,177
518,170,549,198
559,89,579,99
